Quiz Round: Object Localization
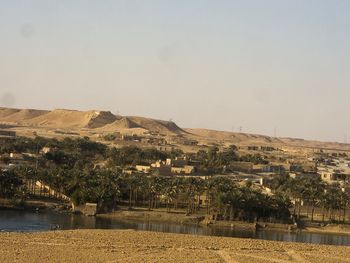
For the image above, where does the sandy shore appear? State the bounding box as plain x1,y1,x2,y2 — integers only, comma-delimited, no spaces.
1,230,350,263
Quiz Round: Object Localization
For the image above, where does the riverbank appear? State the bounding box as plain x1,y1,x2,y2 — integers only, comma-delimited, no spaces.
303,224,350,235
0,229,349,263
98,208,258,231
99,208,350,236
98,208,295,232
0,198,70,213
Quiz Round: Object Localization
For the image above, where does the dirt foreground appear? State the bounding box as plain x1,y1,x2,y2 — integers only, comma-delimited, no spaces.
1,230,350,263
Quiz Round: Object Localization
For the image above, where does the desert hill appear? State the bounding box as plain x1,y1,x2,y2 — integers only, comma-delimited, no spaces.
100,117,141,131
0,108,49,124
185,128,284,145
0,106,349,151
185,128,350,151
0,107,186,135
22,109,118,129
126,116,186,135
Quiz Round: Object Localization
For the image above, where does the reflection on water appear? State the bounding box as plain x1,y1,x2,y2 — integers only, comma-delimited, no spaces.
1,209,350,246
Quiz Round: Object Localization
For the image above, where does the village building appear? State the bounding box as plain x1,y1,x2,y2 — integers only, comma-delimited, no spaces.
247,146,259,151
318,166,350,184
155,146,175,152
171,165,195,174
255,164,287,174
122,134,142,142
0,129,16,137
229,161,254,173
148,158,197,176
0,129,16,142
135,165,151,173
289,172,320,179
166,157,188,167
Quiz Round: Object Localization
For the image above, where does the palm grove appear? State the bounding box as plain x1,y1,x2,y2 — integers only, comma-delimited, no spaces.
1,136,349,224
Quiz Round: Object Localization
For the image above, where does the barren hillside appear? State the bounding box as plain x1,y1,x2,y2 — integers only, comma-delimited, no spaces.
0,107,186,136
21,109,117,129
186,128,350,151
0,108,49,122
127,116,186,135
0,106,349,151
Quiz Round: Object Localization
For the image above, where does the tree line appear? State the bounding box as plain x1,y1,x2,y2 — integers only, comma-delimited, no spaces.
2,136,349,225
0,166,291,223
269,175,350,223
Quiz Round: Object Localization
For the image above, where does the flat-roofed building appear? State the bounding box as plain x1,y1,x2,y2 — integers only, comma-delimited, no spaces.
0,129,16,142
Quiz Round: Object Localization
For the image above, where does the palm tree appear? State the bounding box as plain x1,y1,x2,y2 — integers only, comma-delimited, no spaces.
288,177,305,219
94,168,121,211
324,185,342,222
340,190,349,223
302,177,326,222
182,177,204,215
146,176,165,210
207,176,236,220
0,169,23,198
15,166,36,195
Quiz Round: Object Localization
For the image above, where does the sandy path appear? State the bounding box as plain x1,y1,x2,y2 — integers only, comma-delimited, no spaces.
0,229,350,263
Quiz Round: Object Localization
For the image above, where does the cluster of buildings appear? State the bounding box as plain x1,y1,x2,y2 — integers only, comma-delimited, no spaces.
127,157,199,177
241,145,276,152
101,130,201,153
103,132,178,152
217,148,350,195
317,158,350,185
228,161,288,174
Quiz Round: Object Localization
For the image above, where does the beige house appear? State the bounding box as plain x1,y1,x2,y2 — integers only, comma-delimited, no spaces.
171,165,195,174
319,169,350,184
135,165,151,173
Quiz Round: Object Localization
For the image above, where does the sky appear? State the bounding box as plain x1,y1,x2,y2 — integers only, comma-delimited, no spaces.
0,0,349,143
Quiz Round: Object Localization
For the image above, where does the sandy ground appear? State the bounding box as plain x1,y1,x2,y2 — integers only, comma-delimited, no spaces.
1,230,350,263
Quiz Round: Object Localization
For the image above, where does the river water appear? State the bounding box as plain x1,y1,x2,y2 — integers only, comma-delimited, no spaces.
1,209,350,246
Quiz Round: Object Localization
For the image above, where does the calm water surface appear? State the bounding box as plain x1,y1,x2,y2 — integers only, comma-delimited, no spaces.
1,209,350,246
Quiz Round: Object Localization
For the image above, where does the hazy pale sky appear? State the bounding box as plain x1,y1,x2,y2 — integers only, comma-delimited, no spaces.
0,1,349,142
